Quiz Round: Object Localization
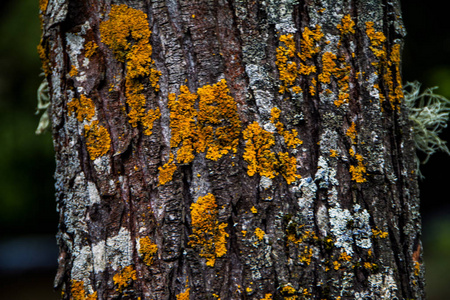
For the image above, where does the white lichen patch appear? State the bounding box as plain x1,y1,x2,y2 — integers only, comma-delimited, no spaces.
92,240,106,273
71,244,93,282
356,267,398,299
329,204,373,255
87,181,101,205
315,156,339,188
329,205,354,255
105,227,134,270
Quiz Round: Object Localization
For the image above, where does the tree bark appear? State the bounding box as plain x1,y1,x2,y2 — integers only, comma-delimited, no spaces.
39,0,425,299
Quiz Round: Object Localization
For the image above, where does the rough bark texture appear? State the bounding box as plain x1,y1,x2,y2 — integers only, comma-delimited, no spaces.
39,0,425,299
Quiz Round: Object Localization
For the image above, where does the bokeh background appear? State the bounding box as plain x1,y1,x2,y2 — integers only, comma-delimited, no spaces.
0,1,448,299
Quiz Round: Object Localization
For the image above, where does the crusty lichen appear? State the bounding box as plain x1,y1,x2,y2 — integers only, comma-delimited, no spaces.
243,121,300,184
139,236,158,266
168,79,241,164
113,265,137,292
84,40,98,58
71,280,98,300
100,4,161,134
176,288,190,300
243,122,278,178
68,94,96,122
188,193,228,267
84,120,111,160
276,34,301,94
158,153,177,185
337,14,355,35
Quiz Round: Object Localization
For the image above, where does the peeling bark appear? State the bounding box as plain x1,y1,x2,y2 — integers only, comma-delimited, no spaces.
40,0,425,299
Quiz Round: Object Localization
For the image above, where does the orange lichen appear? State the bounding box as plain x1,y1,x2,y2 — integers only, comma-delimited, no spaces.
278,152,301,184
337,14,355,35
84,41,98,58
68,94,96,122
141,108,161,135
329,149,338,157
71,280,98,300
270,107,303,149
69,65,78,77
100,4,161,134
243,122,278,178
254,227,265,241
196,79,242,160
189,193,228,267
158,153,177,185
168,80,241,164
339,251,352,262
84,120,111,160
176,288,190,300
298,246,313,265
39,0,49,13
168,86,198,164
251,206,258,214
139,236,158,266
371,227,388,238
349,152,367,183
318,52,337,84
281,285,298,300
113,265,137,292
346,122,357,143
298,25,324,61
261,294,273,300
276,34,299,94
37,41,51,77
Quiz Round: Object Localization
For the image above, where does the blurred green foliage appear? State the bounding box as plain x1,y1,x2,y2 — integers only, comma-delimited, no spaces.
0,0,56,236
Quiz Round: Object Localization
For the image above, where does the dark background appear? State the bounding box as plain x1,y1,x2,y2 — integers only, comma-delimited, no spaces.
0,1,448,299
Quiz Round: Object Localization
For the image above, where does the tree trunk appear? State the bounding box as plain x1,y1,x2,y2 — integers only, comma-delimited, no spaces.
39,0,425,299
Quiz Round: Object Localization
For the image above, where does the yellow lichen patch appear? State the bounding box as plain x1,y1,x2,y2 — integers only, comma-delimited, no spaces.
168,80,241,164
276,34,299,94
100,4,161,134
318,52,337,84
414,261,421,276
277,152,301,184
371,227,388,238
168,86,198,164
243,122,278,178
113,265,137,292
84,41,98,58
196,79,242,160
365,21,387,61
346,122,357,143
329,149,338,157
261,294,273,300
254,227,265,241
69,65,78,77
349,152,367,183
270,107,303,149
37,42,51,77
71,280,98,300
298,246,313,266
139,236,158,266
251,206,258,214
84,120,111,160
389,43,404,111
281,285,298,300
333,260,341,270
141,108,161,135
189,193,228,267
68,94,96,122
176,289,190,300
337,14,355,35
158,153,177,185
39,0,49,13
298,25,324,61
